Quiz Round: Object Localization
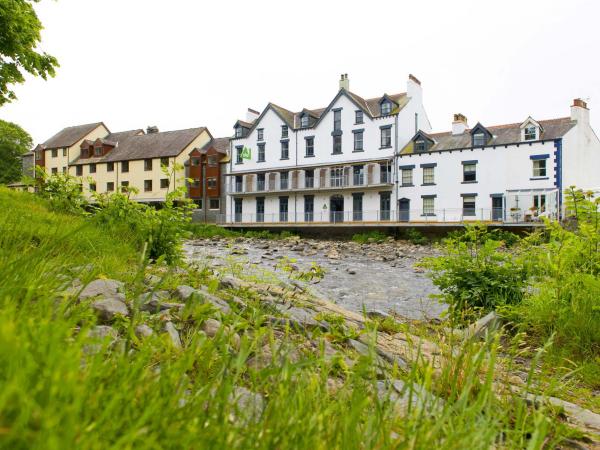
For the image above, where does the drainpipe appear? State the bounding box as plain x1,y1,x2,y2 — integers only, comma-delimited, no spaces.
202,160,207,223
394,113,399,220
294,129,298,223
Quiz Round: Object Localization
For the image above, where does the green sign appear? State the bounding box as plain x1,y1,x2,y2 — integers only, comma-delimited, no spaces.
241,147,252,160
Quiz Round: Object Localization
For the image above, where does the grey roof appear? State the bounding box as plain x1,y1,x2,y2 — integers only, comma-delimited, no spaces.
104,129,143,143
103,127,207,162
42,122,106,149
400,117,576,155
200,137,230,155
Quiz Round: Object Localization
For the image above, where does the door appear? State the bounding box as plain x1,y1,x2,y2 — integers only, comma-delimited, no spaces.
256,197,265,223
398,198,410,222
330,195,344,223
304,196,314,222
380,192,391,221
279,197,289,222
234,198,243,222
352,193,363,221
492,196,503,221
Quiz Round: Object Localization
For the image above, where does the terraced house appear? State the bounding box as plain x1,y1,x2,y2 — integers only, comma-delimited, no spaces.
396,99,600,224
225,74,431,224
30,123,229,218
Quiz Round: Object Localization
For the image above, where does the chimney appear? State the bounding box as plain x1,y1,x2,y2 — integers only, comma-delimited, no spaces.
407,73,422,101
452,113,468,135
146,125,159,134
571,98,590,124
339,73,349,91
246,108,260,123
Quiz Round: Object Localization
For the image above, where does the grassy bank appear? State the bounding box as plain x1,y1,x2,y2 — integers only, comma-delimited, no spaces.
0,188,594,448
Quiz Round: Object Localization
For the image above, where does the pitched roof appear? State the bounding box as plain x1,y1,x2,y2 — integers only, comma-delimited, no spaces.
400,117,576,155
200,137,230,155
103,127,207,162
42,122,106,149
104,129,144,142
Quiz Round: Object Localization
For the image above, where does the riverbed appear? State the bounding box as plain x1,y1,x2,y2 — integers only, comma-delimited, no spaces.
184,237,446,320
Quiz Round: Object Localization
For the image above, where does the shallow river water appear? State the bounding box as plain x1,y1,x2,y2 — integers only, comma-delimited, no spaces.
184,239,446,320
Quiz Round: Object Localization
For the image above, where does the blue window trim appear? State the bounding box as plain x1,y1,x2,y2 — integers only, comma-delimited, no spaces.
379,124,393,130
280,139,290,143
461,160,478,165
420,163,437,168
530,154,550,160
399,164,415,170
421,194,437,198
530,177,549,180
490,193,503,198
332,107,342,112
352,129,365,134
460,193,478,197
304,135,315,140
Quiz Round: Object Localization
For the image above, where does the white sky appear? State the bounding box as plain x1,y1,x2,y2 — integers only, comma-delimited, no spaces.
2,0,599,144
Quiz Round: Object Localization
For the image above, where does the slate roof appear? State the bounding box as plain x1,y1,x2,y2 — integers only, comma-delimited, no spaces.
71,127,207,165
103,127,207,162
400,117,576,155
42,122,106,149
200,137,230,155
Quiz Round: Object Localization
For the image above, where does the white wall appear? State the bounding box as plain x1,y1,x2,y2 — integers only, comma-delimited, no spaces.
562,117,600,192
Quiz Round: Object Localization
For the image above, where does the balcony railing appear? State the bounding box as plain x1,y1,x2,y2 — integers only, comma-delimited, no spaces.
227,171,393,194
217,207,558,225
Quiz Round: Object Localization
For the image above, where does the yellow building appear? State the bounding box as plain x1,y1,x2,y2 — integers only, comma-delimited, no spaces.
35,123,212,202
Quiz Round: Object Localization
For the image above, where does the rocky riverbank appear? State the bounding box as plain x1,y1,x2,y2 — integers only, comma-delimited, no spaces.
184,236,446,319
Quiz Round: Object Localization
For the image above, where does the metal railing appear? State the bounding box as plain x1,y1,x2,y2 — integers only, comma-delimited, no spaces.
217,207,558,225
226,172,393,194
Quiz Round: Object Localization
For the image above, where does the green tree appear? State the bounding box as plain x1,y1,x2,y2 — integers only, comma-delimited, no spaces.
0,0,59,106
0,119,32,183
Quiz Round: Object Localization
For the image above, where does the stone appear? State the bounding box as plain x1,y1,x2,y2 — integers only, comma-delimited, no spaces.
164,321,182,349
87,325,118,341
135,324,154,339
459,311,503,340
230,247,247,255
256,243,270,250
366,309,391,319
274,304,321,329
346,268,357,275
219,275,246,290
174,285,197,301
525,394,600,434
196,288,232,314
377,379,444,414
139,291,171,313
144,274,161,286
79,279,124,300
202,318,222,337
229,386,265,423
91,298,129,322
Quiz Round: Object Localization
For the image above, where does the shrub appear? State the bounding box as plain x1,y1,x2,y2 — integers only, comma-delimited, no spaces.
421,225,528,322
404,228,428,245
351,231,388,244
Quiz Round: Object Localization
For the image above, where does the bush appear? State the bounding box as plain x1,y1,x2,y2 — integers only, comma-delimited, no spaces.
404,228,428,245
421,225,528,322
351,231,388,244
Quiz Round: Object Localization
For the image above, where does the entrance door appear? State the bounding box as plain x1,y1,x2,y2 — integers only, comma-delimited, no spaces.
234,198,243,222
492,196,503,221
380,192,391,221
398,198,410,222
256,197,265,223
330,195,344,223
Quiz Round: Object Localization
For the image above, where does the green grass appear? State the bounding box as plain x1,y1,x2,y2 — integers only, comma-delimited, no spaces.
188,223,296,240
351,230,388,244
0,188,584,448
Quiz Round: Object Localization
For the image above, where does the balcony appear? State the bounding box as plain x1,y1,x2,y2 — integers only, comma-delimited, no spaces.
227,164,393,196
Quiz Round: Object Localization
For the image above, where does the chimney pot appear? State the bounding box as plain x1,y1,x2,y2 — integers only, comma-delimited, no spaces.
408,74,421,86
452,113,468,135
573,98,588,109
339,73,350,91
571,98,590,124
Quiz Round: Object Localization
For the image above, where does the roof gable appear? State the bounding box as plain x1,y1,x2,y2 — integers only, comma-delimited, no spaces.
42,122,108,149
520,116,544,132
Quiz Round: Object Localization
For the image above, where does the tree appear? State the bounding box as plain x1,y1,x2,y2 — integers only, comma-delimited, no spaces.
0,0,59,106
0,119,33,183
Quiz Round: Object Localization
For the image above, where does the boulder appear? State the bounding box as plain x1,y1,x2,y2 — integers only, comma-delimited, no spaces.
87,325,118,342
139,290,171,313
79,279,124,300
219,275,246,290
174,285,198,301
377,379,444,414
201,318,222,337
91,298,129,322
229,386,265,423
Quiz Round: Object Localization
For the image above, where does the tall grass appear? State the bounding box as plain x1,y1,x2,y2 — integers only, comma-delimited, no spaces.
0,189,575,448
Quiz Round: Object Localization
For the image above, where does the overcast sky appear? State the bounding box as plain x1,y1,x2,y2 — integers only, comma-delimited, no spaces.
2,0,599,144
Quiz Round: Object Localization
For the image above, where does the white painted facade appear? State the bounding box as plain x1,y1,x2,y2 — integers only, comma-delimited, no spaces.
224,75,432,224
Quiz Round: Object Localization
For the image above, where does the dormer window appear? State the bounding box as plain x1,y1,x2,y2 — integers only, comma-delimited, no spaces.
301,115,309,128
524,125,537,141
94,146,102,156
381,101,392,116
235,127,243,138
473,132,486,147
415,139,426,152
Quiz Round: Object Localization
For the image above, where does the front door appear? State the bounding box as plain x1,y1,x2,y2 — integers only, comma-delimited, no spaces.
399,198,410,222
330,195,344,223
380,192,391,221
492,196,503,221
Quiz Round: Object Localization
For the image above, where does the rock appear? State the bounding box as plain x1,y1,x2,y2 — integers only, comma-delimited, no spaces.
196,288,232,314
366,309,391,319
79,279,124,300
230,247,247,255
459,311,503,340
349,339,370,356
201,318,222,337
377,379,444,414
139,291,171,313
229,386,265,423
144,274,161,286
164,322,182,349
346,268,356,275
256,243,270,250
91,298,129,322
525,394,600,434
135,324,154,339
219,275,246,290
273,304,322,330
326,250,341,260
87,325,118,341
174,285,197,301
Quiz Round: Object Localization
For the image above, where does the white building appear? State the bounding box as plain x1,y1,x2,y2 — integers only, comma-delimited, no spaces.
396,99,600,223
224,74,431,224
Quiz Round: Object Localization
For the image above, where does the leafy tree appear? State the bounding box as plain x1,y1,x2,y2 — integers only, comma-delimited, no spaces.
0,0,59,106
0,119,33,183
